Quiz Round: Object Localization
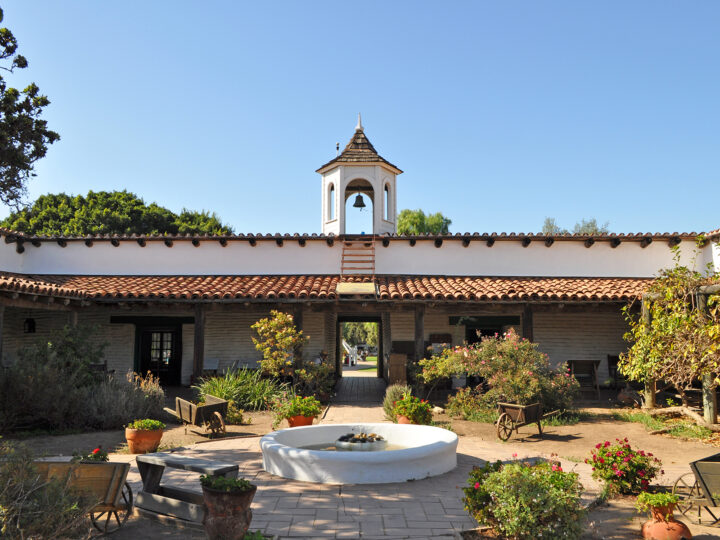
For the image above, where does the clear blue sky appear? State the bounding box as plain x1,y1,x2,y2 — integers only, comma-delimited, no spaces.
2,1,719,234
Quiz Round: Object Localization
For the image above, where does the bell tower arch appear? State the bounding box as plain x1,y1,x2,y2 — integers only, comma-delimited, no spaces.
317,115,402,236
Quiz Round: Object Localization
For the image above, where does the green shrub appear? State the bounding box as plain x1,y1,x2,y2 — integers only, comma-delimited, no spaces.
463,459,584,539
81,371,165,430
269,393,322,429
200,474,254,493
586,438,662,495
393,392,433,425
226,402,245,425
126,419,165,430
636,491,679,520
194,368,287,411
0,441,93,539
383,384,411,422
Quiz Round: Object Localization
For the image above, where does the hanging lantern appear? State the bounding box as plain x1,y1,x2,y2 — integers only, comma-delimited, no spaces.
352,194,366,210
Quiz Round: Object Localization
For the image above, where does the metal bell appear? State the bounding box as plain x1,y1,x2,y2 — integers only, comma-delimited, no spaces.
352,194,366,209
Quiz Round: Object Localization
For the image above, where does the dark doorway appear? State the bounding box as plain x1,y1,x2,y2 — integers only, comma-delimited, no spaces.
139,327,181,385
465,326,503,345
336,316,383,378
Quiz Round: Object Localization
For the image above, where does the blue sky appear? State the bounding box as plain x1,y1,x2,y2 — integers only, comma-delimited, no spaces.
2,1,719,234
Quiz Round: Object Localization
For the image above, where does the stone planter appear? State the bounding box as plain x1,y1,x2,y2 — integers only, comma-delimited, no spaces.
287,415,315,427
125,428,163,454
202,484,257,540
641,503,692,540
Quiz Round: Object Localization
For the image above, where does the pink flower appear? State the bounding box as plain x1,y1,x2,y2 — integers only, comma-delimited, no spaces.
638,470,645,477
604,441,611,447
595,443,602,449
614,470,623,477
512,453,518,458
474,482,480,489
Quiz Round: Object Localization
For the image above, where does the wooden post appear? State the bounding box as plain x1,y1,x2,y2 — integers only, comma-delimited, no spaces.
69,311,78,327
414,305,425,362
381,311,392,381
193,304,206,382
641,297,656,408
293,306,304,363
697,293,717,424
0,305,4,366
521,304,533,342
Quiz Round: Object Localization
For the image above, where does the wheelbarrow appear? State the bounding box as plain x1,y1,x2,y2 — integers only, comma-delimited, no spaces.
164,394,228,437
495,402,560,441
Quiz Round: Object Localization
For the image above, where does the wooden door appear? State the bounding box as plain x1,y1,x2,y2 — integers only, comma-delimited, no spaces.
139,328,180,385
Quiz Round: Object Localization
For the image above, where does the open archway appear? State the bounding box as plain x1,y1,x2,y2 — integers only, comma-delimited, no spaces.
344,178,374,235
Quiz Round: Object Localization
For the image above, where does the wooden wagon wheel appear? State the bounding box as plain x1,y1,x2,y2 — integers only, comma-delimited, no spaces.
208,411,226,437
90,481,133,533
496,413,514,441
673,472,703,521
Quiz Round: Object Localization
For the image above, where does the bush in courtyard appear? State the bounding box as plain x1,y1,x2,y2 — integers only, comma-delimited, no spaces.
292,362,335,399
194,368,288,411
0,325,108,432
383,384,411,421
463,459,584,539
0,440,93,539
422,330,579,414
586,438,662,495
251,310,308,376
81,371,165,430
446,387,498,422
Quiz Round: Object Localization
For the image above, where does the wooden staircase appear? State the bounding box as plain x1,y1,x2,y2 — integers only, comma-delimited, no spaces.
341,238,376,278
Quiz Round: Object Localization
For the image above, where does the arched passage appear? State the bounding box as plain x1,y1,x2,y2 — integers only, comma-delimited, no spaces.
344,178,374,235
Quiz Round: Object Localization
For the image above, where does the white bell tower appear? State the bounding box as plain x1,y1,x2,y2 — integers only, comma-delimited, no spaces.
317,115,402,236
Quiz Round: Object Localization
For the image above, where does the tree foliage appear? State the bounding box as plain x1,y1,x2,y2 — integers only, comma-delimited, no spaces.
0,190,233,235
0,8,59,208
397,209,452,235
251,310,308,376
619,248,720,405
341,322,378,347
542,217,609,235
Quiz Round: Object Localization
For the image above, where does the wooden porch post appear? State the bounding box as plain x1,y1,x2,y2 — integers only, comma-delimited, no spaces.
521,304,533,342
0,305,4,365
414,305,425,362
641,297,656,409
193,304,206,382
294,306,304,362
381,311,392,380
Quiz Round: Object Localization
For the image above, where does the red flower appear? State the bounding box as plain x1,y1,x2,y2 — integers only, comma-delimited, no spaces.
474,482,480,489
92,448,101,454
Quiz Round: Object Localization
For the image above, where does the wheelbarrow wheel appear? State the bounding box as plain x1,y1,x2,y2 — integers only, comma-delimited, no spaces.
673,472,703,521
208,411,226,437
91,481,133,533
496,413,513,441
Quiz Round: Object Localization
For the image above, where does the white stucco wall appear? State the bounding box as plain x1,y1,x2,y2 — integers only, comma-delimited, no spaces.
1,237,706,278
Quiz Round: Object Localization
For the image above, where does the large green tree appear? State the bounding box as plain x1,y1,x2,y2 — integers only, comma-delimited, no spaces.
0,190,233,235
0,7,59,208
397,209,452,235
341,322,378,347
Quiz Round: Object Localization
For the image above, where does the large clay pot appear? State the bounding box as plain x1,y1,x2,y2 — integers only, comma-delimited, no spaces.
396,414,413,424
641,504,692,540
125,428,163,454
202,484,257,540
287,415,315,427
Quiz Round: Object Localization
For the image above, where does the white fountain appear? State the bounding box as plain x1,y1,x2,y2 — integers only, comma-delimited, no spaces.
260,423,458,484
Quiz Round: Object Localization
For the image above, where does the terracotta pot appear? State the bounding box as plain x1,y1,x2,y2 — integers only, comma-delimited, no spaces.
641,504,692,540
202,484,257,540
287,415,315,427
125,428,163,454
396,414,413,424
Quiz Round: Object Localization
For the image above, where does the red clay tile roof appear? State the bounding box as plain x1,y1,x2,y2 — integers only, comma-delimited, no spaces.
316,128,402,173
0,273,651,302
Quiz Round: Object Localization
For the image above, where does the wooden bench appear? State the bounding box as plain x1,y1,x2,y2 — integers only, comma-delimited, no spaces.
569,359,601,400
135,452,238,524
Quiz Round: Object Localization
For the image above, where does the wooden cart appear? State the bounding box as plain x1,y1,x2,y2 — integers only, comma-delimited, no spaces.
495,402,544,441
34,461,133,534
672,452,720,526
166,394,228,437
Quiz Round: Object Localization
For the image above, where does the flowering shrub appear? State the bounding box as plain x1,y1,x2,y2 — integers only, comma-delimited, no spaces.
270,392,322,428
383,384,411,421
251,310,308,376
463,459,584,539
585,438,662,494
393,392,432,424
71,446,109,462
421,330,579,413
446,387,497,422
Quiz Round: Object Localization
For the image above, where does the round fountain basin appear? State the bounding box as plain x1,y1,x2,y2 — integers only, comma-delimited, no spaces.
260,423,458,484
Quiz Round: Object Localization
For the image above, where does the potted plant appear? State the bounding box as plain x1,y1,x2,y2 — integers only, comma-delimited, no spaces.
636,491,692,540
200,474,257,540
271,394,322,429
71,446,109,463
125,419,165,454
393,392,432,425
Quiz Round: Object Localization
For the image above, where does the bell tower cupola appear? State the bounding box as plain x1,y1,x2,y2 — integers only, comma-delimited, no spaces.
317,115,402,236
